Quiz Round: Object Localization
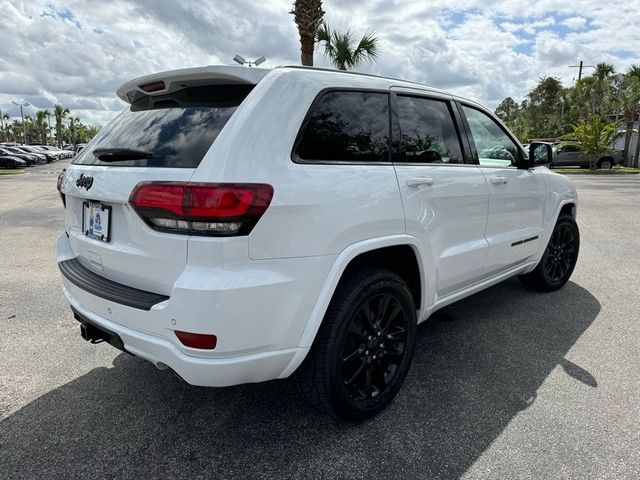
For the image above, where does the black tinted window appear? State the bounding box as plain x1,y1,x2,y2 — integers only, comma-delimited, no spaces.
397,96,464,164
296,91,390,162
73,85,253,168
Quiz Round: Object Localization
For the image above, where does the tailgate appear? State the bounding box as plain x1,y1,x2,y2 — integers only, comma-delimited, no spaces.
61,166,194,295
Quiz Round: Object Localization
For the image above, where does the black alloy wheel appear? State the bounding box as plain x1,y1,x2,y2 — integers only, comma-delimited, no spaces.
542,222,577,283
296,268,417,421
519,214,580,291
341,293,409,401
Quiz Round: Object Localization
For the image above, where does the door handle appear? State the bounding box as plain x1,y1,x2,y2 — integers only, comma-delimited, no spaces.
489,176,508,185
406,177,434,188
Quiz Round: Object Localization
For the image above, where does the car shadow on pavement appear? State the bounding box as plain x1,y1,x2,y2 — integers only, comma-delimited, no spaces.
0,278,600,480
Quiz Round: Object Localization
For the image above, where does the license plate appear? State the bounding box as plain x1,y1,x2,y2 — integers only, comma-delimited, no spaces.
82,201,111,242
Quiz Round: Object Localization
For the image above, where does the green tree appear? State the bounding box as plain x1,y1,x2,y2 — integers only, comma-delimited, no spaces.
569,114,621,171
495,97,520,125
525,77,564,137
0,111,9,142
592,63,615,116
34,110,50,145
290,0,324,66
23,115,35,144
619,66,640,167
53,104,69,147
68,116,80,145
316,24,379,71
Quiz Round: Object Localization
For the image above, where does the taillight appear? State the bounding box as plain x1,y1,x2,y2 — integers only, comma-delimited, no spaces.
129,182,273,236
57,169,66,207
175,331,217,349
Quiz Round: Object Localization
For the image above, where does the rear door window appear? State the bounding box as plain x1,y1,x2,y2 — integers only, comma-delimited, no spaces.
294,91,390,163
73,84,253,168
396,95,464,164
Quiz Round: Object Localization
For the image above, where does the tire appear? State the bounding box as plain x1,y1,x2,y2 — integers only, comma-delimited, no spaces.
296,268,417,421
519,214,580,292
598,158,613,169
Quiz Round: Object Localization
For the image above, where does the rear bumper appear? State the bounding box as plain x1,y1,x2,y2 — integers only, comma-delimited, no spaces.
56,232,333,386
64,288,303,387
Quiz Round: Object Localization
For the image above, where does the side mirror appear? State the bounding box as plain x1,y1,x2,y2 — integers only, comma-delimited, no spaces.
527,142,553,168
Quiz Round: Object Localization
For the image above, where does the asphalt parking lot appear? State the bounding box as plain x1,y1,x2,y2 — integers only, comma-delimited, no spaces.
1,163,639,479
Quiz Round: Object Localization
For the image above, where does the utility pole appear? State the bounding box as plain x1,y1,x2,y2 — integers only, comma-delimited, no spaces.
569,60,595,82
11,101,30,145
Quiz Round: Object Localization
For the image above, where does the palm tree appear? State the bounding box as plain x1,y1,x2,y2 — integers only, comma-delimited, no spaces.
68,116,80,145
10,120,22,143
53,104,69,147
22,115,35,144
316,24,379,71
0,111,9,142
290,0,324,66
592,63,615,116
34,110,50,145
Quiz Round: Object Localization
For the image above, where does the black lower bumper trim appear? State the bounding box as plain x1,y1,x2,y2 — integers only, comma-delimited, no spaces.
58,257,169,311
71,306,127,353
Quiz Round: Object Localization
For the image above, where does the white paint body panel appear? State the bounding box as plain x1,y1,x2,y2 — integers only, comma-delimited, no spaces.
57,66,578,387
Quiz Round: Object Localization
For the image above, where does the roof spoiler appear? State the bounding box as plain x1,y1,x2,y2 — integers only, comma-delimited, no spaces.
116,65,270,104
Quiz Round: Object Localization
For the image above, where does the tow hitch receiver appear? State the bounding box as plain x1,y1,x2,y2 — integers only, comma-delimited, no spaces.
80,322,106,344
72,307,127,353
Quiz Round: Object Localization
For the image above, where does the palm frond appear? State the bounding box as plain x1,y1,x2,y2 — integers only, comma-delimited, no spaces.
316,23,380,71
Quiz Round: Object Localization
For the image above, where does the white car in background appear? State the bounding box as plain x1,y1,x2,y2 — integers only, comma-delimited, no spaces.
57,65,579,420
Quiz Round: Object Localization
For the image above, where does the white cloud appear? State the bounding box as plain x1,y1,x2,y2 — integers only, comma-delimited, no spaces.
562,16,588,29
1,0,639,125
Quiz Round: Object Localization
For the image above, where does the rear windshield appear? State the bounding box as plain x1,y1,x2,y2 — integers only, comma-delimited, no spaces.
73,84,253,168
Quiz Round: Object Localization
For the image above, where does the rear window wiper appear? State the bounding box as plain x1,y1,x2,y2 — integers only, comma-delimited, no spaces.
93,148,153,161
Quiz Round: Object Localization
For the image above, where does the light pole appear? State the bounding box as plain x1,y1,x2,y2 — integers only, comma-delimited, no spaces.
12,101,30,145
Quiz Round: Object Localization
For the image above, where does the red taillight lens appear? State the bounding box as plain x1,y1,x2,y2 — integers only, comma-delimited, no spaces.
129,182,273,236
57,170,66,207
140,80,165,93
175,331,217,350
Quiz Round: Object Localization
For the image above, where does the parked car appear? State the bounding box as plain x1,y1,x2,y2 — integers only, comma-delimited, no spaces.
3,146,47,164
37,145,75,159
0,147,39,166
0,155,27,169
15,145,56,162
30,145,65,160
56,65,579,420
551,142,624,169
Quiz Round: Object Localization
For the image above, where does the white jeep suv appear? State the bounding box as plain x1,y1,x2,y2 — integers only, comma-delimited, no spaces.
57,65,579,420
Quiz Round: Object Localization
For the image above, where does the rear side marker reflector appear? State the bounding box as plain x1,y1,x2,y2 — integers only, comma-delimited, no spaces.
175,331,217,350
129,182,273,236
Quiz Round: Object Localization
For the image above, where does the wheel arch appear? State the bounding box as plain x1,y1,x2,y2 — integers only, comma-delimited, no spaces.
278,235,426,378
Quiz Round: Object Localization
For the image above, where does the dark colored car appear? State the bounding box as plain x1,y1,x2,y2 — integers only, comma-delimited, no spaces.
0,155,27,169
3,146,47,164
551,142,623,169
0,147,39,166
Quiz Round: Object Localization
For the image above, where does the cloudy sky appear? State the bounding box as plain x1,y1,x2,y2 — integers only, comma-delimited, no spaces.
1,0,638,126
